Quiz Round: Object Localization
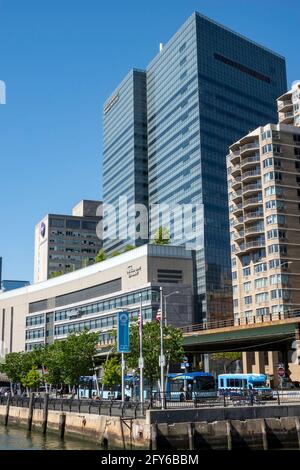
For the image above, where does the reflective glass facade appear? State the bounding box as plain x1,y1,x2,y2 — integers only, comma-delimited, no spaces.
103,69,148,254
147,13,287,322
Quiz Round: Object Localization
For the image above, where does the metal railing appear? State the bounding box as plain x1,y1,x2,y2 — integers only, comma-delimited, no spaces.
0,395,149,418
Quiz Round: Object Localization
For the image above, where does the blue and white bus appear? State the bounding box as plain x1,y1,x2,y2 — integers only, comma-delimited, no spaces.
166,372,216,401
218,373,273,399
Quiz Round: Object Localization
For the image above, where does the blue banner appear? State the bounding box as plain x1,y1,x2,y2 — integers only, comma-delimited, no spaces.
117,311,130,353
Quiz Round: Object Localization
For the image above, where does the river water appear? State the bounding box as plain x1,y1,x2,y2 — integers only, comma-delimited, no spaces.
0,425,100,450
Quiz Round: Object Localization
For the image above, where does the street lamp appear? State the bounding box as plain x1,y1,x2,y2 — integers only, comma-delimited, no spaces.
159,287,165,409
164,291,180,327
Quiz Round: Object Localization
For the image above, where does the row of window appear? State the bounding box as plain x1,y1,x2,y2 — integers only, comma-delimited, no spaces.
234,289,291,306
233,259,292,280
54,288,160,322
54,307,155,337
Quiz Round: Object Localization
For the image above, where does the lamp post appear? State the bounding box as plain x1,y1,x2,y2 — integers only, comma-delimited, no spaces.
164,291,180,327
139,293,144,405
159,287,166,409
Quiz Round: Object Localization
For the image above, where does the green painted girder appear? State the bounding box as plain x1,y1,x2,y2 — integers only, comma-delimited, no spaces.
183,322,297,346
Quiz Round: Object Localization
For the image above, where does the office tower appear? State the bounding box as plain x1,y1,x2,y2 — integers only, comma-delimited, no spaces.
102,12,287,323
34,200,102,282
228,82,300,324
102,69,148,254
146,12,287,323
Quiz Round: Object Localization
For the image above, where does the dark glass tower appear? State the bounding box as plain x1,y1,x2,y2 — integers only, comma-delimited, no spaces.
102,69,148,254
146,12,287,323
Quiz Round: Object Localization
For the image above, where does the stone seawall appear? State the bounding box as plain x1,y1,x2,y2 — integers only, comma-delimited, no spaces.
0,405,150,449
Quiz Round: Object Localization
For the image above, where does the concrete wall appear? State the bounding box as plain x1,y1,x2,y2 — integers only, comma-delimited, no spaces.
0,405,150,449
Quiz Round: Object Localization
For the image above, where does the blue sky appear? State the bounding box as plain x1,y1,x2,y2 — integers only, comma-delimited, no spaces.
0,0,298,282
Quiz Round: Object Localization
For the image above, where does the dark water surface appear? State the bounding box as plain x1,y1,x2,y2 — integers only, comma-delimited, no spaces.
0,425,100,450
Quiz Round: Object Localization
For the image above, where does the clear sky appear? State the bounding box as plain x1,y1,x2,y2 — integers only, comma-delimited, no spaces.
0,0,298,282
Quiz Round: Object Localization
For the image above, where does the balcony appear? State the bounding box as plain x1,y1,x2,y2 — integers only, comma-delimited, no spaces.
244,224,264,236
232,176,242,190
231,164,241,177
229,150,241,164
231,202,243,215
231,190,242,202
278,100,293,111
244,211,264,223
238,240,266,254
243,196,263,209
279,111,294,125
233,216,244,229
233,230,245,242
240,154,260,169
240,141,260,155
243,183,262,195
241,168,261,183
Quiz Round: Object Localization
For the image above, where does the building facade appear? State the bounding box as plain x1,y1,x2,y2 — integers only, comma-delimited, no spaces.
0,245,193,355
34,200,102,283
102,12,287,324
102,69,149,254
228,85,300,324
278,80,300,127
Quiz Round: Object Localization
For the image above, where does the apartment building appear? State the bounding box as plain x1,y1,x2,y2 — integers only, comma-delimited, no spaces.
228,83,300,324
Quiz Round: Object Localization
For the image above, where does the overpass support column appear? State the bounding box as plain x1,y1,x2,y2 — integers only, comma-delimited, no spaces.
242,352,253,374
253,351,265,374
268,351,279,388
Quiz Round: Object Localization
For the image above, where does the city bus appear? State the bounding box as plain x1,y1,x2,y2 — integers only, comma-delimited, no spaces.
217,373,273,399
166,372,216,401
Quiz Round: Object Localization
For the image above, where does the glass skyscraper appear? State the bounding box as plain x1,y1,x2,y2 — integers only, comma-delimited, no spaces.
102,12,287,323
102,69,148,254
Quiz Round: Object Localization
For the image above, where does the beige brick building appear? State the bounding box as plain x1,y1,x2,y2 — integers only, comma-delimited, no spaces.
228,82,300,325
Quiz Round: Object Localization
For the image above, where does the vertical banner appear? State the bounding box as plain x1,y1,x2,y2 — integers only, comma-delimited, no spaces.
117,311,130,353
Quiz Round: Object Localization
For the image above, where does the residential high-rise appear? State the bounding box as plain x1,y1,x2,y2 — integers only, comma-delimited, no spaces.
102,12,287,323
278,80,300,127
34,200,103,282
228,82,300,324
102,69,148,254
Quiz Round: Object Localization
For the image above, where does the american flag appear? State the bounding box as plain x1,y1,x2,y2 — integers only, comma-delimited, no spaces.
156,309,162,322
137,310,143,327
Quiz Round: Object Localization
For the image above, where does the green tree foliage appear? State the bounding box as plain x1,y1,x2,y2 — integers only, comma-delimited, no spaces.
57,330,99,388
0,352,28,384
153,226,170,245
0,331,99,391
210,352,242,373
125,322,184,388
20,367,42,390
49,270,64,279
95,248,107,263
102,356,121,390
123,244,135,252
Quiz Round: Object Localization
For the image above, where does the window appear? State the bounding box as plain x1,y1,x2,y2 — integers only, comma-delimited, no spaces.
244,296,252,305
269,259,281,269
233,285,238,295
256,307,269,316
261,130,271,141
254,263,267,273
254,277,268,288
256,292,269,303
293,134,300,143
270,274,288,285
232,271,237,280
265,186,283,197
243,267,251,277
294,147,300,157
262,144,272,154
233,299,239,308
268,244,287,255
243,281,251,292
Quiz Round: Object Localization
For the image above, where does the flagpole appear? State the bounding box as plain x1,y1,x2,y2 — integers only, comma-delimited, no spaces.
139,293,144,405
160,286,165,409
